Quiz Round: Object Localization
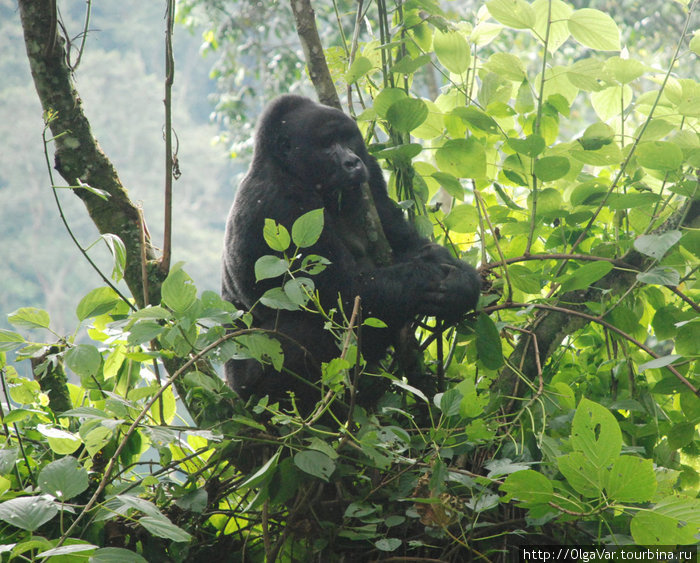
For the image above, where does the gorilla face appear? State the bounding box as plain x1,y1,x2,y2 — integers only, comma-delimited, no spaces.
260,97,370,192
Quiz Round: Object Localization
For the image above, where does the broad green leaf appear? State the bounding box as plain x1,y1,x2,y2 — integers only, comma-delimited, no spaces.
433,29,470,74
37,544,97,558
675,320,700,357
638,354,681,372
634,231,682,261
37,424,82,455
508,264,541,294
529,187,563,219
239,450,281,489
435,138,487,178
284,277,315,307
375,538,402,552
254,256,288,282
411,100,444,140
630,497,700,545
487,0,536,30
294,450,335,482
636,141,684,171
591,85,632,121
476,314,503,369
452,106,500,135
38,456,89,500
232,334,284,371
637,267,680,287
77,287,121,321
604,56,647,84
161,266,197,313
558,261,613,292
139,516,192,542
533,0,572,52
390,54,431,75
606,192,661,210
605,456,656,502
533,156,570,181
568,8,620,51
571,398,622,469
507,134,545,157
444,204,479,234
65,344,102,378
0,496,58,531
0,329,25,352
127,320,165,345
690,31,700,56
580,122,614,150
261,287,299,311
570,142,622,166
386,98,429,133
373,88,407,118
485,53,525,81
292,208,324,248
8,307,50,330
557,452,603,497
345,56,372,84
500,470,554,506
263,218,291,252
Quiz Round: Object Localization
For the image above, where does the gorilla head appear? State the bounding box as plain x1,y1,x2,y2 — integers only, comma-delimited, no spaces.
222,95,480,410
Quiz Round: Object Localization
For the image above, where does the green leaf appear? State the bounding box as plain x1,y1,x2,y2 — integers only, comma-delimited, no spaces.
486,0,536,29
533,156,570,181
568,8,620,51
93,547,151,563
37,424,82,455
139,516,192,542
127,320,165,345
386,98,429,133
636,141,684,171
634,231,682,261
0,496,58,531
433,29,470,74
630,497,700,545
452,106,500,135
37,544,97,558
263,218,291,252
484,53,525,81
254,256,288,282
443,204,479,234
294,450,335,482
161,266,197,313
435,138,487,178
606,192,661,209
476,314,503,369
345,56,372,84
373,88,407,119
284,278,315,307
101,233,127,282
605,456,656,502
292,208,324,248
390,54,431,75
261,287,299,311
77,287,121,321
239,450,281,489
0,329,25,352
604,56,647,84
557,452,603,497
65,344,102,378
571,398,622,469
375,538,402,552
500,470,554,506
38,456,89,500
507,134,545,157
637,267,680,287
557,261,613,292
690,31,700,56
508,264,541,294
638,354,681,372
8,307,50,330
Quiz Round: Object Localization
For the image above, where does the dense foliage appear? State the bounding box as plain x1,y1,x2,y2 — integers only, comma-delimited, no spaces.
1,0,699,561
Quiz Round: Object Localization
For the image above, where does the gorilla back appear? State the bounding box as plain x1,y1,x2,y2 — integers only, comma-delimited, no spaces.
222,95,480,409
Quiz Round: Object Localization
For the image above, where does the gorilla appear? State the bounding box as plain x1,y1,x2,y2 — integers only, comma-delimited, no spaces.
222,95,480,409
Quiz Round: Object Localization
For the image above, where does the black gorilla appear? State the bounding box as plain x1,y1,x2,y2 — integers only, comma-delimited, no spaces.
222,95,480,407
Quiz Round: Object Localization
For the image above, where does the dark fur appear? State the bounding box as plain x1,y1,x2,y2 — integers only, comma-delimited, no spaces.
222,95,480,407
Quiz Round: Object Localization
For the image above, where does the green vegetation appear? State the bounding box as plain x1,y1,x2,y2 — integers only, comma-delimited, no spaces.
1,0,698,561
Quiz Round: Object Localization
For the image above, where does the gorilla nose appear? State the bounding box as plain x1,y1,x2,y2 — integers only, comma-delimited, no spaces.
343,155,362,173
